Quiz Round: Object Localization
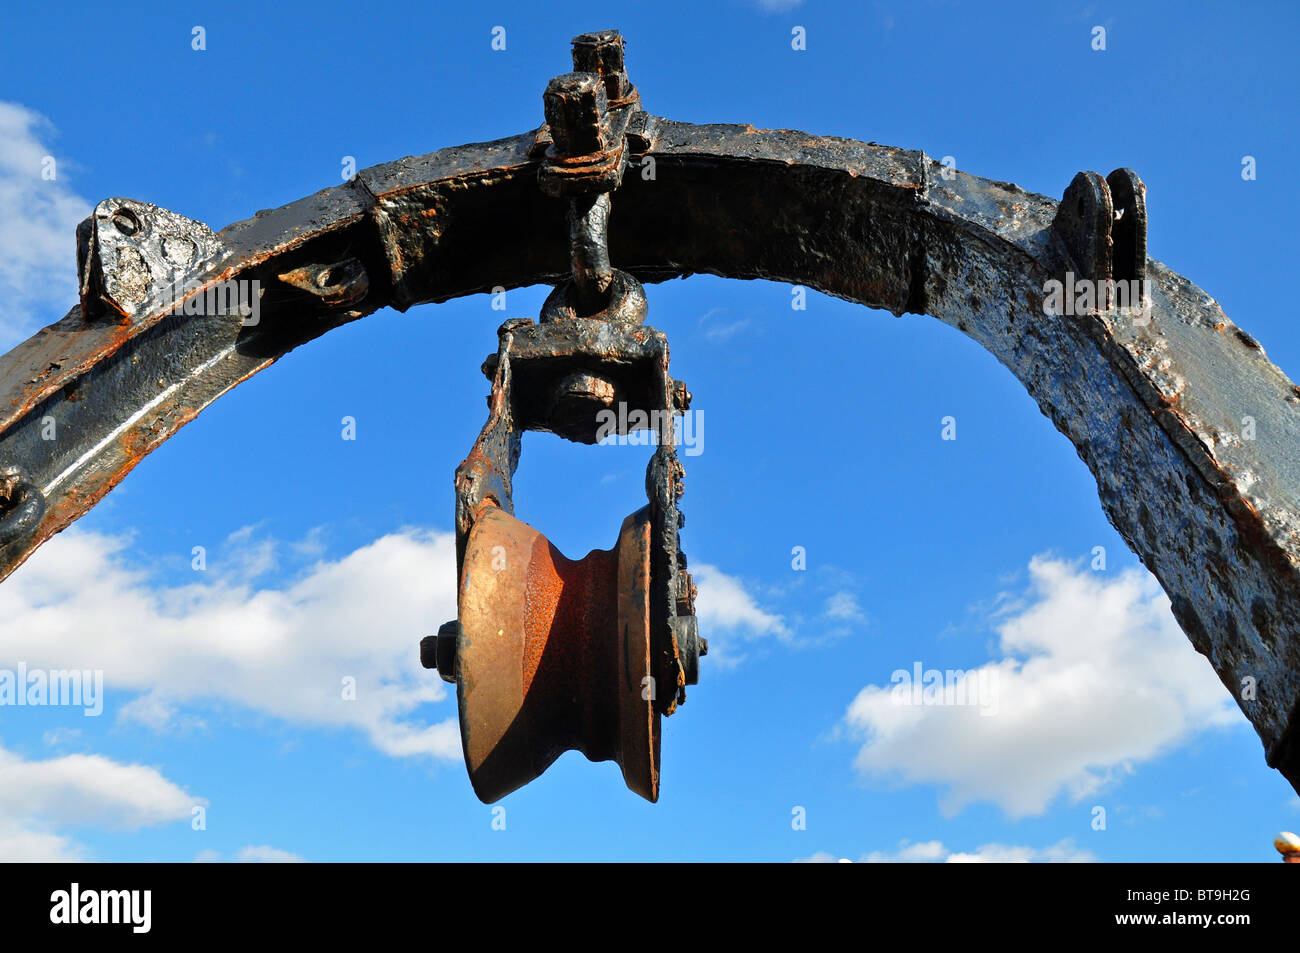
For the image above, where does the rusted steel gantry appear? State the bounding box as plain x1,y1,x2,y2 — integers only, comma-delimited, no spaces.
0,31,1297,799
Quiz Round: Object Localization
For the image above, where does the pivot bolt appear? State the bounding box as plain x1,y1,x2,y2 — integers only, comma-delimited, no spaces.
543,72,610,159
571,30,632,105
421,620,461,683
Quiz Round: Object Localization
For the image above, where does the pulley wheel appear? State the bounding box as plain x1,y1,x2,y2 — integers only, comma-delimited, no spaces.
456,504,660,802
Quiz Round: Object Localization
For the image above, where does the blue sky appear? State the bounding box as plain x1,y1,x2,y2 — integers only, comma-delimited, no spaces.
0,0,1296,862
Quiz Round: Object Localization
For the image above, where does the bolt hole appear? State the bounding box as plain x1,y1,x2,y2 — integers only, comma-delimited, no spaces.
111,208,140,237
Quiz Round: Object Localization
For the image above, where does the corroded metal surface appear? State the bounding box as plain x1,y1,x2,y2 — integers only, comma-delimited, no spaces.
449,312,700,725
77,197,227,323
0,31,1297,798
435,57,701,802
456,505,659,802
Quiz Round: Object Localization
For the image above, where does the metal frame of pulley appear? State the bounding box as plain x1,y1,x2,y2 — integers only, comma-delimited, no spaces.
418,32,707,802
423,303,702,802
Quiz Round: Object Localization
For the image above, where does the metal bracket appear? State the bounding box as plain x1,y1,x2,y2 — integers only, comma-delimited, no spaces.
76,197,226,322
1052,168,1148,286
450,311,701,715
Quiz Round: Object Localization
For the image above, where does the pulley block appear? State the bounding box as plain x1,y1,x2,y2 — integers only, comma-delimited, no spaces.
422,304,704,802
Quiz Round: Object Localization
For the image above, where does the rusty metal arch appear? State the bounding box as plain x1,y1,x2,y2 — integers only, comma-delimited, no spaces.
2,116,1299,792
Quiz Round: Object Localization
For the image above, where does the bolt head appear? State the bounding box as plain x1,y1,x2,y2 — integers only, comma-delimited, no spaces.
543,73,610,157
546,371,620,444
419,635,438,670
429,620,460,684
672,614,702,686
672,379,692,411
571,30,628,101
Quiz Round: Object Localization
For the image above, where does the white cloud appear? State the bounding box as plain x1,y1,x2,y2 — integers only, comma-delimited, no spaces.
864,838,1094,863
945,841,1095,863
692,563,790,665
0,101,91,347
196,845,305,863
698,306,752,342
0,821,82,862
825,590,864,621
861,839,947,863
0,742,200,861
794,851,852,863
41,727,81,747
236,845,304,862
798,838,1095,863
118,695,206,734
0,527,463,761
704,318,751,342
843,557,1241,817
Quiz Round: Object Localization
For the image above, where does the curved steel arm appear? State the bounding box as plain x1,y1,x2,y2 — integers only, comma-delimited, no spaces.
2,118,1299,791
